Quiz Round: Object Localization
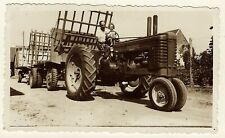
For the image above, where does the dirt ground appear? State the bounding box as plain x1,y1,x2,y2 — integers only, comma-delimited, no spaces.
8,77,213,127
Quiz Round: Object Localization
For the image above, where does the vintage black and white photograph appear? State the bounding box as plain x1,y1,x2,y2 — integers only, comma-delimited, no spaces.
6,4,218,131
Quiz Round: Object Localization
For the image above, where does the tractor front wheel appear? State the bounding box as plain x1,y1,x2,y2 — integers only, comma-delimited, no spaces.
171,78,188,111
148,77,177,112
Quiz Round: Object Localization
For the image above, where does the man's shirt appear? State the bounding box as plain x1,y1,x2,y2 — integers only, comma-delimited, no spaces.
96,28,109,43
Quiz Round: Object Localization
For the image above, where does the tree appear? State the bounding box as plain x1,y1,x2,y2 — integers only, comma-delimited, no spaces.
182,44,196,70
192,36,213,86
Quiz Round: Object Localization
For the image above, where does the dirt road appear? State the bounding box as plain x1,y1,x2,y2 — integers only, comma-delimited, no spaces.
9,78,213,127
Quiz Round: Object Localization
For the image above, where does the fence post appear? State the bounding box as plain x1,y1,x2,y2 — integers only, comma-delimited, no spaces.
189,38,194,88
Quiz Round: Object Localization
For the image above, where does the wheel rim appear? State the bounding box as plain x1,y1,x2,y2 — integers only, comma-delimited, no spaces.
66,56,82,93
151,83,169,107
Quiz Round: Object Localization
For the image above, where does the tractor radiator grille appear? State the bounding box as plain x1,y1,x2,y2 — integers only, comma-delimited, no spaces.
148,32,177,70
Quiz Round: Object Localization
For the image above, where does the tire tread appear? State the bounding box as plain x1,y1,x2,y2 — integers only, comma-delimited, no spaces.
66,45,96,101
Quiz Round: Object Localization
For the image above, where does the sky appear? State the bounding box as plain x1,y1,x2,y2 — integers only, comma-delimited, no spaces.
5,5,217,54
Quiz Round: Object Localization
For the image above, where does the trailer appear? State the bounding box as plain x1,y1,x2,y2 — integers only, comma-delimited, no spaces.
10,47,16,77
14,46,30,82
27,31,65,90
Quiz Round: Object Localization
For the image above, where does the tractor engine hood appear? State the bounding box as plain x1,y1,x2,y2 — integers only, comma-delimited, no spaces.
113,32,176,54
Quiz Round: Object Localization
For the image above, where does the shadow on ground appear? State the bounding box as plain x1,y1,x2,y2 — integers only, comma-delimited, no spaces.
94,89,150,107
10,87,24,96
35,84,67,91
94,90,184,112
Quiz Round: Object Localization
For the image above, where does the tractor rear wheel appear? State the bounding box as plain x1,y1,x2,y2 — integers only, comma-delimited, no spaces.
148,77,177,112
171,78,188,111
119,75,152,98
46,68,58,91
30,68,43,88
65,45,96,101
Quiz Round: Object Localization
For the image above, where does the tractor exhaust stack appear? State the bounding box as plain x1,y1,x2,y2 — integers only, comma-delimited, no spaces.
153,15,158,35
147,17,152,36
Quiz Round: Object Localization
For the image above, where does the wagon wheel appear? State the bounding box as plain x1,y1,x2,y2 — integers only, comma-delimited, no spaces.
30,68,43,88
18,71,23,83
65,45,96,101
27,72,30,85
148,77,177,111
46,68,58,91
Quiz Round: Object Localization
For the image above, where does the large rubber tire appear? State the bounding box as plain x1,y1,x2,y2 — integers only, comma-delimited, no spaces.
46,68,58,91
37,71,43,87
119,75,151,98
171,78,188,111
30,68,43,88
148,77,177,112
27,71,30,85
18,71,22,83
65,45,96,101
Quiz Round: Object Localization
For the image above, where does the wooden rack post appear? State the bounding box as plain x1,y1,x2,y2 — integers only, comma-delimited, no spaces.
70,11,76,31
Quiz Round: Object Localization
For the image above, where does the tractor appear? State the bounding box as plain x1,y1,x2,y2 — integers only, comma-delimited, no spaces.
51,11,187,111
